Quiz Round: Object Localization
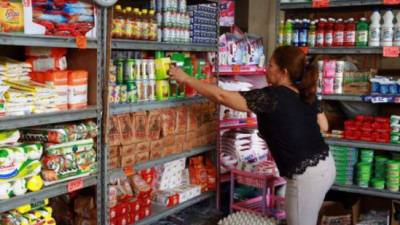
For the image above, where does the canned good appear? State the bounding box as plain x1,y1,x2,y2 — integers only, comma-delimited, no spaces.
142,60,148,80
148,60,155,80
115,59,124,84
137,80,144,101
124,59,135,82
148,79,156,101
156,80,170,101
143,79,149,101
127,81,137,103
135,60,142,80
119,84,128,103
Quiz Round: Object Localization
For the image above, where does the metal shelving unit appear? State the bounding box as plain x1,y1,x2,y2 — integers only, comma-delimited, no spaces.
320,94,364,102
112,39,218,52
325,138,400,152
135,191,215,225
331,184,400,200
280,0,384,10
0,175,97,213
110,97,206,115
0,33,97,48
308,47,382,55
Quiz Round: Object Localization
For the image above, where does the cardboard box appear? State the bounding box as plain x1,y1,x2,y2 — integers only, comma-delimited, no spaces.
109,116,121,146
183,140,193,151
175,134,186,145
108,157,120,169
150,141,163,160
163,135,175,147
132,112,148,143
109,145,120,158
161,109,176,137
318,201,360,225
135,142,150,163
187,105,198,131
118,114,135,145
175,107,188,134
164,145,175,156
121,154,135,168
120,144,136,156
147,110,161,141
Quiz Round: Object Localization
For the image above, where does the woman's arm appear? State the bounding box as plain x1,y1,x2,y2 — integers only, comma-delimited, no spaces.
317,112,329,132
169,66,250,112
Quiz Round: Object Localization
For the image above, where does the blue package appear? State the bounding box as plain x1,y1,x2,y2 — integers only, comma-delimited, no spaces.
65,2,93,8
389,82,398,94
36,14,68,23
380,82,389,94
370,81,381,94
64,7,94,16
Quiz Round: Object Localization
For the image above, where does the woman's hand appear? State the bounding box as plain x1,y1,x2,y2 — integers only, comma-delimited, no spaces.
169,66,190,83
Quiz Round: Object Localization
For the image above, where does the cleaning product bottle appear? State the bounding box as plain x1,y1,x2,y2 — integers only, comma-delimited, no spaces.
316,18,326,47
278,20,285,46
324,18,335,47
381,9,394,46
292,19,300,46
344,18,356,47
333,18,345,47
308,20,317,47
369,10,381,47
299,19,309,47
283,19,293,46
394,12,400,46
356,17,369,47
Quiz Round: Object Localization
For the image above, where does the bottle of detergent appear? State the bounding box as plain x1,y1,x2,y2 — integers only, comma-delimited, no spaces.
324,18,335,47
369,10,381,47
283,19,293,46
292,19,301,46
278,20,285,46
316,18,326,47
394,12,400,46
333,18,345,47
299,19,309,47
308,20,317,47
344,18,356,47
381,10,394,46
356,17,369,47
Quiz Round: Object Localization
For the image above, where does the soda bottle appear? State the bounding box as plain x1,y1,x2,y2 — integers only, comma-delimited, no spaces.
142,9,150,40
292,19,300,46
333,18,344,47
369,10,381,47
278,20,284,46
324,18,335,47
308,20,317,47
283,19,293,46
381,10,394,47
124,7,134,39
356,17,369,47
299,19,309,47
316,18,326,48
344,18,356,47
112,5,124,38
394,12,400,46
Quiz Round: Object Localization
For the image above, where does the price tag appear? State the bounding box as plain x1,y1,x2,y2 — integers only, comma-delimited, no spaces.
123,166,134,177
383,46,400,57
67,178,84,192
300,47,309,55
384,0,400,5
232,65,241,73
312,0,329,8
76,36,87,49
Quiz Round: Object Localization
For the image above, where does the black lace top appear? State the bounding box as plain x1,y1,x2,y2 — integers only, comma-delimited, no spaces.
240,86,329,178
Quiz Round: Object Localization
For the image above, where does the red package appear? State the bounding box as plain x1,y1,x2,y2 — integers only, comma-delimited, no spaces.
355,115,365,122
130,199,140,212
110,206,118,219
205,159,216,190
375,117,390,124
27,56,67,72
110,218,118,225
117,215,129,225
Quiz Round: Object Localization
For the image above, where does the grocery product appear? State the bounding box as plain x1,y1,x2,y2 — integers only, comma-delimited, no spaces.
0,0,24,33
356,18,369,47
333,19,344,47
395,12,400,46
218,211,278,225
369,10,381,47
381,10,394,46
283,19,293,46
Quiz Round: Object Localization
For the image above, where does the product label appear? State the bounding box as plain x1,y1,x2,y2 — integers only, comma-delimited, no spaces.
308,33,316,47
333,31,344,45
382,27,394,42
299,30,308,44
312,0,329,8
394,28,400,42
76,36,87,49
316,32,324,46
357,31,368,44
292,31,299,45
369,27,380,42
67,178,84,192
283,33,292,45
384,0,400,4
383,46,399,57
325,32,333,46
344,31,356,44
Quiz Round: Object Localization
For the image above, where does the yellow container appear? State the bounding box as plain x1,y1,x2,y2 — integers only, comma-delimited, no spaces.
0,0,24,33
155,58,171,80
156,80,170,101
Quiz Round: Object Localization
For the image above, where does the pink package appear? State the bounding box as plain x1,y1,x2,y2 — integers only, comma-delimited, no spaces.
323,60,336,78
323,77,335,94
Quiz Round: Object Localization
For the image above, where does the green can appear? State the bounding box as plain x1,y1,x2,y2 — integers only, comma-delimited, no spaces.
126,81,137,103
124,59,135,82
115,59,124,85
371,178,385,189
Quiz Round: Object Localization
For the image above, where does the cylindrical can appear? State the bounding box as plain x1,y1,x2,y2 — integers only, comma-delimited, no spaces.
156,80,170,101
119,84,127,103
115,59,124,85
141,60,148,80
135,60,142,80
124,59,135,82
143,79,149,101
148,60,155,80
137,80,144,101
126,81,137,103
148,79,156,101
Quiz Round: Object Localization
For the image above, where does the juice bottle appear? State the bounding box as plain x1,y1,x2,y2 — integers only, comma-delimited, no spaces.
324,18,335,47
381,10,394,47
112,5,124,38
308,20,317,47
136,9,143,40
333,18,344,47
299,19,309,47
369,10,381,47
344,18,356,47
132,8,140,40
316,18,326,48
124,7,134,39
149,10,158,41
278,20,284,46
142,9,150,40
356,17,369,47
283,19,293,46
394,12,400,46
292,19,300,46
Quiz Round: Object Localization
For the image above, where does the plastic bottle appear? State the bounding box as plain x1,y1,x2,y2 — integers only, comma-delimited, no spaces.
112,5,124,38
283,19,293,46
308,20,317,47
292,19,300,46
394,12,400,46
142,9,150,40
136,10,143,40
324,18,335,47
299,19,309,47
369,10,381,47
333,18,345,47
356,17,369,47
124,7,134,39
149,10,158,41
381,10,394,46
278,20,284,46
344,18,356,47
316,18,326,47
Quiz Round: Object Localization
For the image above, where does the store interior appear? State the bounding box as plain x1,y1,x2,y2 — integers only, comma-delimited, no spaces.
0,0,400,225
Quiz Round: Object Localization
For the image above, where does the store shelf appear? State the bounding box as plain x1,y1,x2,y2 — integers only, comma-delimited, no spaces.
331,184,400,200
325,138,400,152
135,191,215,225
108,145,215,180
280,0,384,10
0,175,97,213
112,39,218,52
218,71,266,76
308,47,382,55
0,33,97,48
110,97,206,115
0,106,98,130
320,94,364,101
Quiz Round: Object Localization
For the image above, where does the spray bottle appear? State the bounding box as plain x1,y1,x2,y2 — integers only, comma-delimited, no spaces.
369,10,381,47
381,9,394,46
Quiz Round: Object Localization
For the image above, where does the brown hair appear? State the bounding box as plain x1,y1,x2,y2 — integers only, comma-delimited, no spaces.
272,46,318,105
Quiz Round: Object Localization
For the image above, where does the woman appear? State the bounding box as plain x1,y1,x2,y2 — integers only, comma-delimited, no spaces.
169,46,336,225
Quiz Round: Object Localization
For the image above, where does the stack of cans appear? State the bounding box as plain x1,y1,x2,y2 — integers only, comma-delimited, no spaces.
356,162,372,188
331,146,358,185
386,160,400,192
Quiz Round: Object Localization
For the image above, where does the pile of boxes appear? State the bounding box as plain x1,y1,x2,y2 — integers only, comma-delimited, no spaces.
188,4,218,44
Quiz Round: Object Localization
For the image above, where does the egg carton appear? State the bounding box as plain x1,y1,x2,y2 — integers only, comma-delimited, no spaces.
218,211,278,225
